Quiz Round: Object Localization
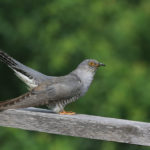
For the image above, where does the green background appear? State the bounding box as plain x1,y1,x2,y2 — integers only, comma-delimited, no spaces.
0,0,150,149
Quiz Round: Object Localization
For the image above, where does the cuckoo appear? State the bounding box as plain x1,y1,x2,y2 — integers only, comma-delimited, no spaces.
0,50,105,115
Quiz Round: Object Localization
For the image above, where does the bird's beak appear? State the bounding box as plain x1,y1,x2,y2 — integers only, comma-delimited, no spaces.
98,62,105,67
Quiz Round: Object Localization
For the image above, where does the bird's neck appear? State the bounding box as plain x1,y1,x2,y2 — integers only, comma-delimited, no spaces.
73,69,95,95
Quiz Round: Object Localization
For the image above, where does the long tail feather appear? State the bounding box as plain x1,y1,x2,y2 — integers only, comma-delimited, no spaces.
0,50,17,67
0,50,50,89
0,50,39,88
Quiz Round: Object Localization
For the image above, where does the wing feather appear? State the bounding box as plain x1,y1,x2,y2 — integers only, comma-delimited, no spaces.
0,75,82,110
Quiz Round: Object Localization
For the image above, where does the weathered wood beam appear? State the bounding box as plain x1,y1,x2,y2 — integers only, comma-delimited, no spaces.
0,108,150,146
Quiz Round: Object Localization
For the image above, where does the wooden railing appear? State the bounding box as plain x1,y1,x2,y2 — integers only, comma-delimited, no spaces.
0,108,150,146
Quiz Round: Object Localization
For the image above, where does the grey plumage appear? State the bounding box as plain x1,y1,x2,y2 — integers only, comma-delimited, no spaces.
0,51,53,88
0,50,105,113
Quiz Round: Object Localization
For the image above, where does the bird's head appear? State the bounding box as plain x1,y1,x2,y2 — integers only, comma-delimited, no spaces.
77,59,105,73
72,59,105,95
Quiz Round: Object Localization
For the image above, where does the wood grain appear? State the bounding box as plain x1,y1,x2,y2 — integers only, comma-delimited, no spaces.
0,108,150,146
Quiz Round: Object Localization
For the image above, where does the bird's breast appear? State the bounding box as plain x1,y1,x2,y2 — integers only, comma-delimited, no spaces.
79,71,94,96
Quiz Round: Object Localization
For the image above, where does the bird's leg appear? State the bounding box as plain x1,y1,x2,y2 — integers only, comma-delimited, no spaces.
59,110,76,115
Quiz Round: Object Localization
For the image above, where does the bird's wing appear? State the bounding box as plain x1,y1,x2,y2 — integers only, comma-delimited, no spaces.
0,50,52,89
0,75,82,110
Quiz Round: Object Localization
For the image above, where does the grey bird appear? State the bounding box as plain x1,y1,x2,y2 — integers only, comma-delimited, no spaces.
0,50,105,114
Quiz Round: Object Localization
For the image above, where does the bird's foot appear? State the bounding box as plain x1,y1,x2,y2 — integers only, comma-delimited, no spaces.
59,110,76,115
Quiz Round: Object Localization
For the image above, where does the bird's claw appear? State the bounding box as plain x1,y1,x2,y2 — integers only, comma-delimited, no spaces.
59,110,76,115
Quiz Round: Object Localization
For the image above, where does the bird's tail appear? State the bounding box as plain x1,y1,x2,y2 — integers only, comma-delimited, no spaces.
0,50,49,89
0,50,28,79
0,50,32,86
0,50,19,69
0,50,40,89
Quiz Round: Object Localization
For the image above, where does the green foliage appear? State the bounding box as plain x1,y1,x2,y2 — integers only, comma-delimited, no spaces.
0,0,150,149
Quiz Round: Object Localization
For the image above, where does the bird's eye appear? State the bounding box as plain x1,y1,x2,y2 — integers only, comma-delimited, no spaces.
88,61,95,67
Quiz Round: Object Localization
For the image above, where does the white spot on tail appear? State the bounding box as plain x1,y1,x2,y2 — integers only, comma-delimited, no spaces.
14,70,38,89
